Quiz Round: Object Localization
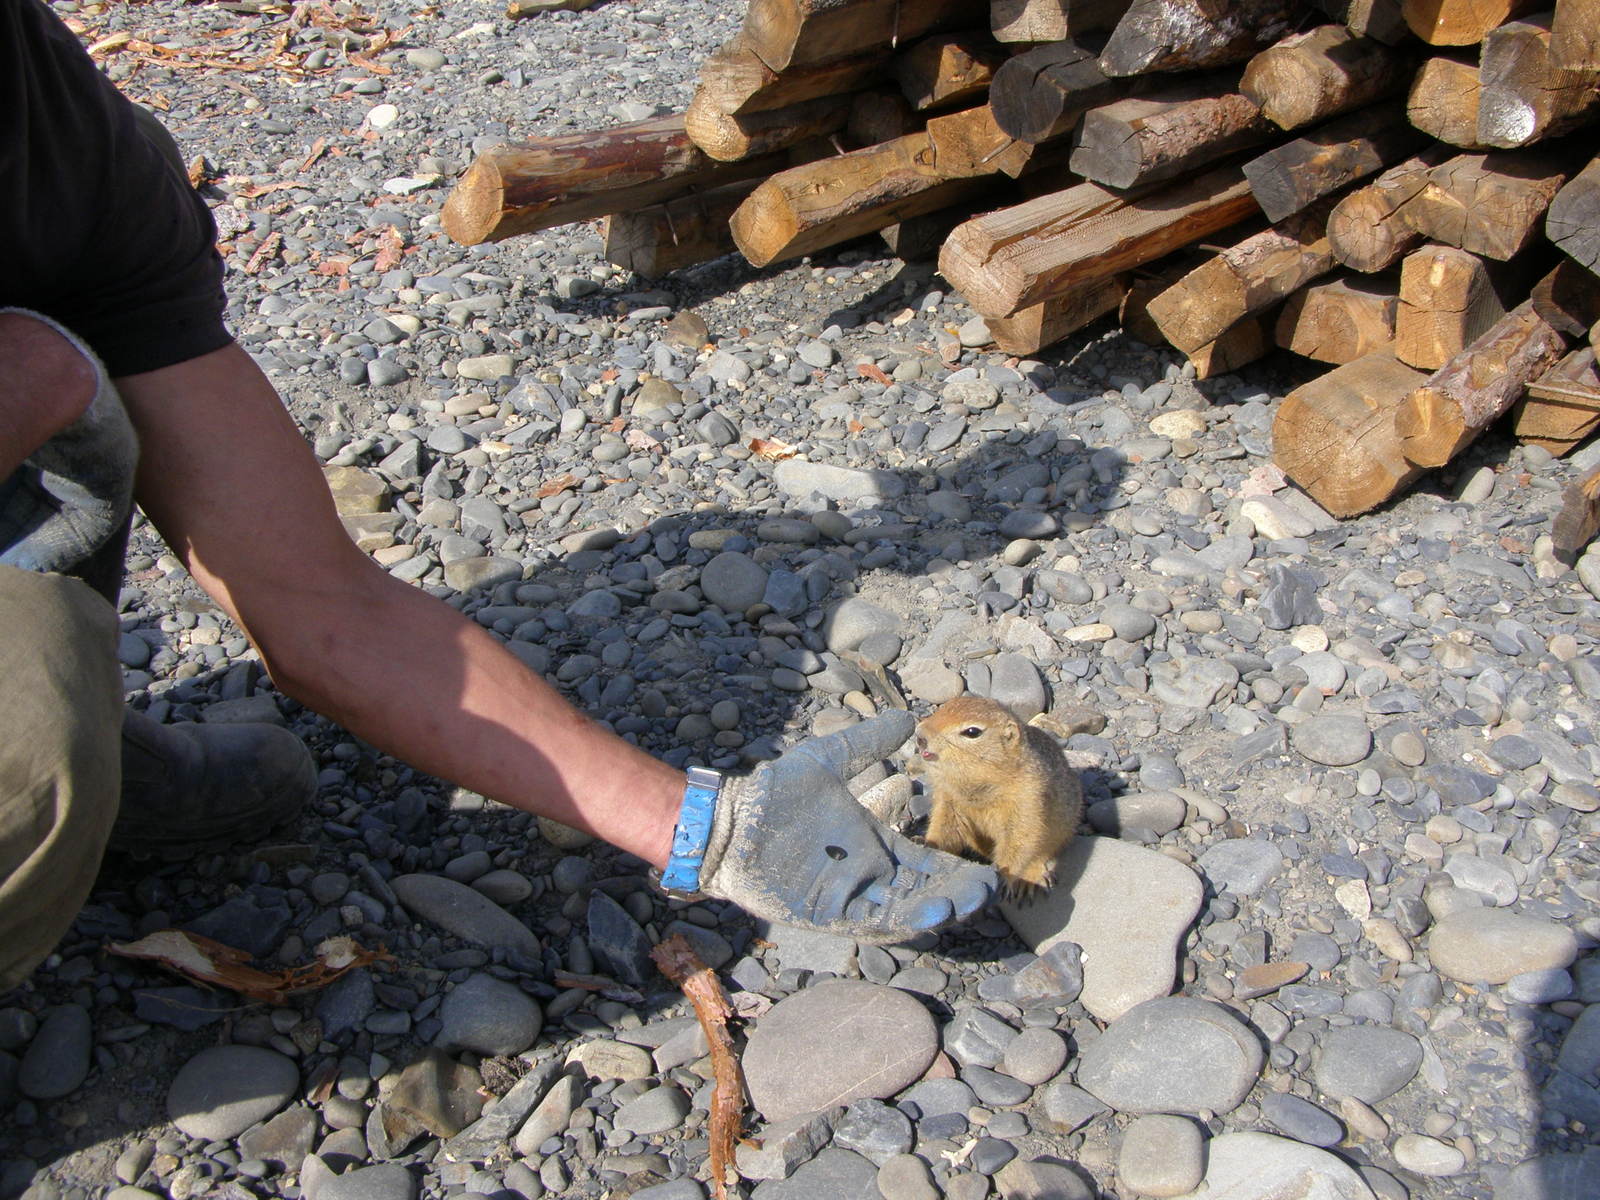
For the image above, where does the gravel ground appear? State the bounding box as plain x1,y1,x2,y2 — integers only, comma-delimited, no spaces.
3,2,1600,1200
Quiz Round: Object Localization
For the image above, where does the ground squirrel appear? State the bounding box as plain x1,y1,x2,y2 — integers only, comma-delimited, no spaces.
914,697,1083,901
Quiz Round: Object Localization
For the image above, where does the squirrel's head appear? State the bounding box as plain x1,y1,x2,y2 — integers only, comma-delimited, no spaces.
915,697,1023,769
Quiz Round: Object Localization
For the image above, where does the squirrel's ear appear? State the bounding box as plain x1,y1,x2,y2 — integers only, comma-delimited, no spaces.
1001,720,1021,744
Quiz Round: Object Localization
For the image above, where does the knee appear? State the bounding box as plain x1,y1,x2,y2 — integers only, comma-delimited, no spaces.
0,311,99,444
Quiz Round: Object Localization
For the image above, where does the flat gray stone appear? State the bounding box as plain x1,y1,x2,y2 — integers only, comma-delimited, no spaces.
701,551,769,612
1149,656,1239,709
1427,909,1579,983
1260,1093,1343,1147
752,1147,880,1199
442,1061,561,1161
1076,997,1263,1116
1119,1115,1204,1197
237,1104,319,1170
1292,714,1372,766
736,1109,835,1180
994,1158,1096,1199
773,460,905,504
167,1045,299,1140
17,1004,92,1100
391,874,540,963
1172,1132,1373,1199
614,1084,690,1136
434,972,542,1056
1494,1149,1600,1200
743,980,937,1122
1003,837,1202,1021
1312,1026,1422,1104
831,1098,912,1164
1199,839,1284,897
316,1163,418,1200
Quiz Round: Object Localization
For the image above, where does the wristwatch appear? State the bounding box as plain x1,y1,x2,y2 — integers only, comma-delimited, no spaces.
657,766,724,896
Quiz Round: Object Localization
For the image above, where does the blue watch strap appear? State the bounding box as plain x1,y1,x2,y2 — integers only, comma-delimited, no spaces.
659,767,722,893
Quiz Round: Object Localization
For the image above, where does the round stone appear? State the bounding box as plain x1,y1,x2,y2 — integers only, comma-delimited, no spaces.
435,972,542,1056
1292,714,1372,766
1393,1134,1466,1176
1075,997,1263,1115
1188,1132,1372,1199
1260,1092,1344,1147
167,1046,299,1140
17,1004,92,1100
700,551,768,612
1427,909,1580,984
1000,1027,1068,1086
1312,1026,1422,1104
614,1084,690,1136
1117,1114,1204,1197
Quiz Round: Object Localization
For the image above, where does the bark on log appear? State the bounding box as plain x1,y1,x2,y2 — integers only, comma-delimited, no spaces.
1401,0,1544,46
1309,0,1410,44
986,275,1129,353
893,33,1007,112
1395,301,1568,465
1241,25,1412,132
730,132,990,266
1242,103,1426,222
1547,155,1600,275
1478,14,1600,148
685,91,852,162
1145,204,1338,354
1276,274,1400,362
1188,314,1274,378
988,40,1123,143
938,165,1260,318
1408,150,1570,261
1273,352,1431,516
1396,243,1506,369
442,116,781,245
991,0,1132,42
601,180,756,277
695,40,881,115
1407,56,1490,150
1515,346,1600,454
1099,0,1300,76
1531,258,1600,336
1552,0,1600,70
880,200,987,258
927,104,1048,177
742,0,989,72
1069,74,1274,190
1553,460,1600,553
1327,147,1452,271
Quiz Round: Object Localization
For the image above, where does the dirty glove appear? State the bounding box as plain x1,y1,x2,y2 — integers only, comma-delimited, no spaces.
662,711,997,943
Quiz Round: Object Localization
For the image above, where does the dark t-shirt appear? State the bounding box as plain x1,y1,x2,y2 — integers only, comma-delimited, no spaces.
1,0,232,376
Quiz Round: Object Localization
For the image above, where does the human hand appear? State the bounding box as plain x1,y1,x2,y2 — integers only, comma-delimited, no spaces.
693,711,997,943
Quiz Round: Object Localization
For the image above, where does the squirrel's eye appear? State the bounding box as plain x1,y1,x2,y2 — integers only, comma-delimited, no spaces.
960,726,984,738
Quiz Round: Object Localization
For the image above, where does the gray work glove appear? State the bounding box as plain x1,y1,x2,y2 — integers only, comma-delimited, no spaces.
695,711,998,943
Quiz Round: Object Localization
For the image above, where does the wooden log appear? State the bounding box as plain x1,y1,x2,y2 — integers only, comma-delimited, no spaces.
1547,155,1600,275
1099,0,1300,76
1394,300,1568,465
1240,25,1413,132
1396,244,1505,369
1242,103,1427,222
442,116,784,246
1408,150,1570,261
685,91,852,162
1119,250,1215,343
1553,461,1600,553
1145,205,1338,354
988,40,1123,143
986,275,1129,353
601,180,757,277
1552,0,1600,70
1479,14,1600,148
1188,314,1274,378
1407,56,1490,150
1327,148,1451,271
938,165,1260,318
847,88,922,146
1531,258,1600,336
1276,274,1399,362
1069,75,1275,190
927,104,1045,177
695,40,882,115
880,200,987,259
1401,0,1544,46
730,132,990,266
1272,352,1430,516
893,33,1007,112
991,0,1132,42
1515,346,1600,453
1309,0,1410,45
742,0,988,72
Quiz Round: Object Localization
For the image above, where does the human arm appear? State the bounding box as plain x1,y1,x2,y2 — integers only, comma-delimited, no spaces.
0,311,99,483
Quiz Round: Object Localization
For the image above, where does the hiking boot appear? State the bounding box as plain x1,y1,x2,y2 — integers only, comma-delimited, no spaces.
110,708,315,855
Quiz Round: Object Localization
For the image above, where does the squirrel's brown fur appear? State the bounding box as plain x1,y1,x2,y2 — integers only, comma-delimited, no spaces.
915,697,1083,901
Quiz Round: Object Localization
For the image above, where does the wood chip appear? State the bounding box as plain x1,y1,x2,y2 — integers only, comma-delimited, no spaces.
109,930,388,1003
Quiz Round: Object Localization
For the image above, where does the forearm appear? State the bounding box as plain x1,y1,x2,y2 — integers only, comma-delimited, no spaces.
0,311,98,481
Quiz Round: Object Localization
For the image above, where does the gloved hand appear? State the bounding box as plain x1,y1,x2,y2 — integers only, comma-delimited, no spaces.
693,710,998,943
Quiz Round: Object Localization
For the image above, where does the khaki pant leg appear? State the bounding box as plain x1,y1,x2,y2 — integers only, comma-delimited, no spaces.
0,566,122,991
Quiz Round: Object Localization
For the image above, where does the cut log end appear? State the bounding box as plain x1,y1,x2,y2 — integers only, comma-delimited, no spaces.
440,160,506,246
1393,386,1467,467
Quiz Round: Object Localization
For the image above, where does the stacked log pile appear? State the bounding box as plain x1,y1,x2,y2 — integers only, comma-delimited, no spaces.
442,0,1600,523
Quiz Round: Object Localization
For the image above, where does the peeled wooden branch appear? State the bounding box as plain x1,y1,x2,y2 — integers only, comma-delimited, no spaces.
893,33,1006,112
729,132,989,266
938,164,1259,318
1547,155,1600,275
1242,103,1426,222
695,40,881,115
1407,56,1489,150
1309,0,1410,45
1401,0,1544,46
1145,204,1338,354
1479,14,1600,148
1408,150,1570,261
1240,25,1412,132
602,180,757,277
442,116,782,245
1395,301,1568,466
991,0,1132,42
1396,243,1505,370
1069,74,1275,190
987,276,1129,354
1327,148,1450,271
741,0,988,71
1099,0,1300,76
1273,352,1430,516
1552,0,1600,70
988,40,1123,143
1276,275,1399,363
685,92,852,162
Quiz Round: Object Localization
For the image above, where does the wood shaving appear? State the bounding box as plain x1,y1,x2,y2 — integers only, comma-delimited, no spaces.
746,436,798,461
109,930,388,1003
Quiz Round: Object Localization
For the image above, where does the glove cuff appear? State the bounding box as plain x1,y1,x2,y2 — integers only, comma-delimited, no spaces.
658,766,724,893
